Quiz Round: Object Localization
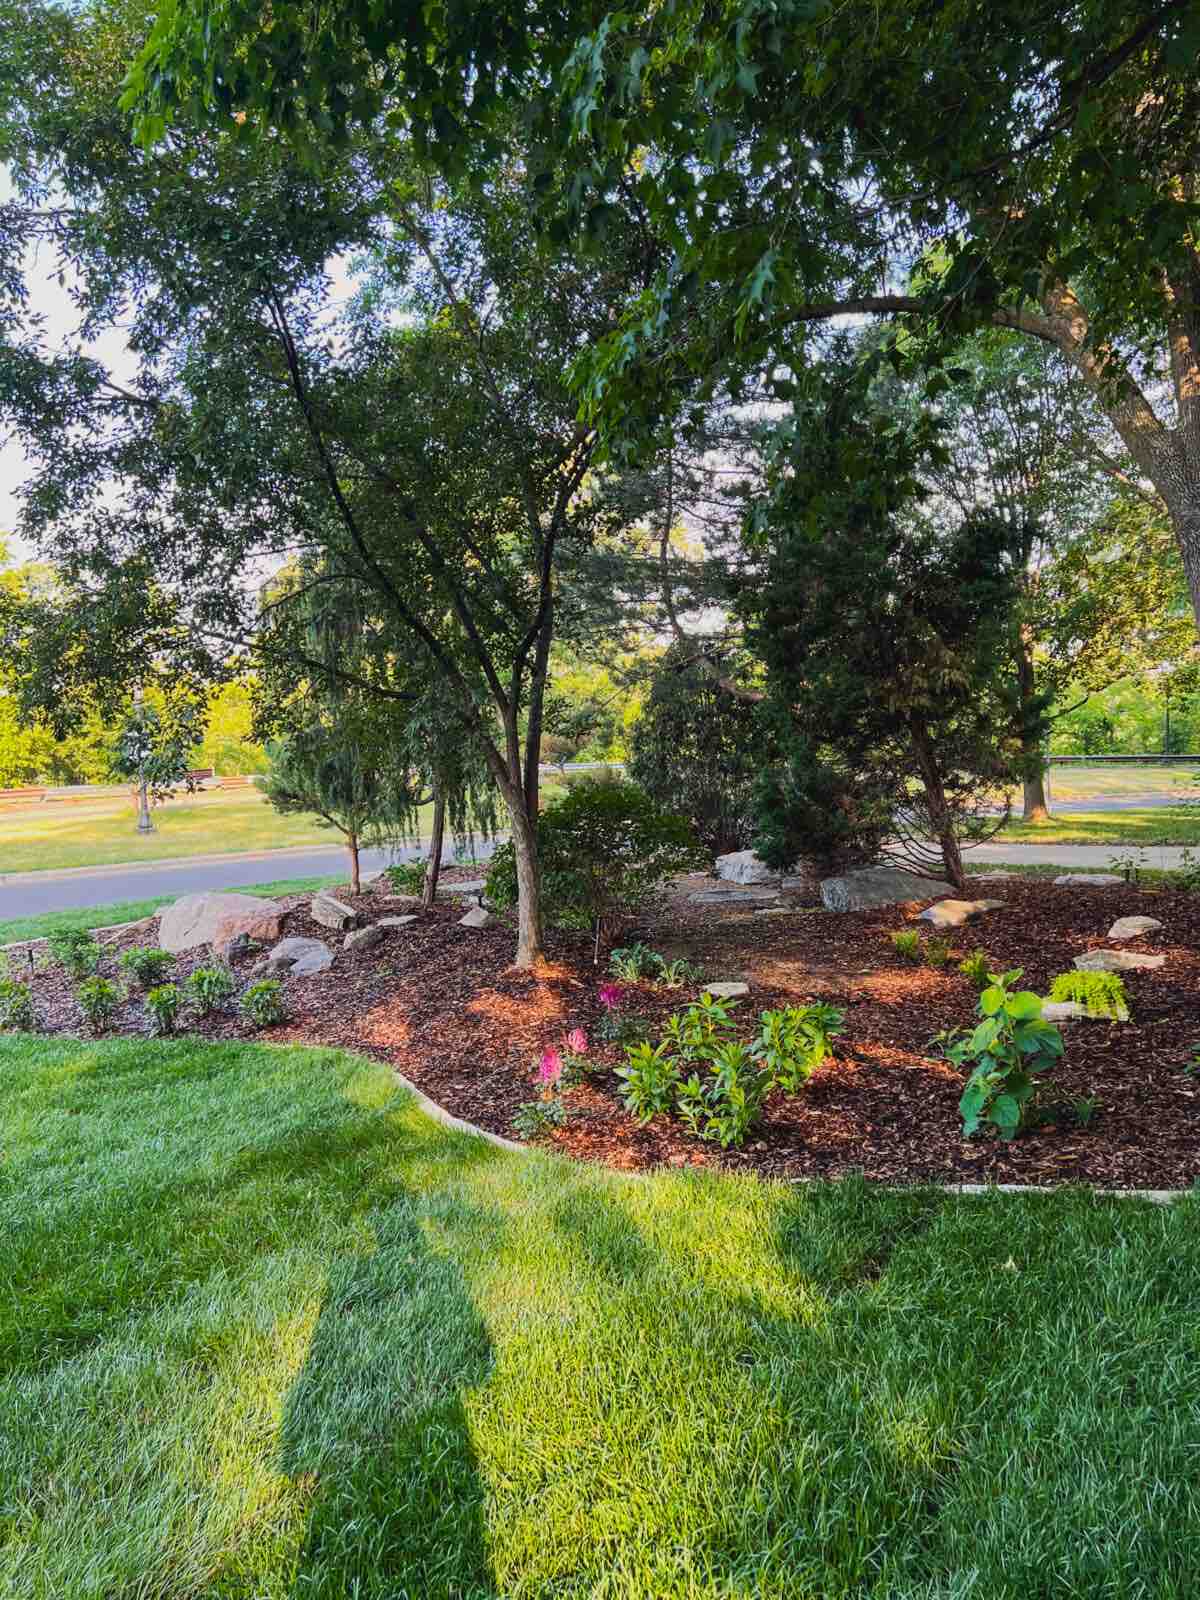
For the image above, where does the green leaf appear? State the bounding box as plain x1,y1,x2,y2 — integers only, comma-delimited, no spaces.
979,986,1004,1016
1004,991,1042,1021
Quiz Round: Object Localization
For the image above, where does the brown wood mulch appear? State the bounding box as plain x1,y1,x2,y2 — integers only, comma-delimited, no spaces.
14,873,1200,1190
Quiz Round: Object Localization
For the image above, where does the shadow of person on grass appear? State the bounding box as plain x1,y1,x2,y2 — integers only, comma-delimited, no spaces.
278,1187,499,1600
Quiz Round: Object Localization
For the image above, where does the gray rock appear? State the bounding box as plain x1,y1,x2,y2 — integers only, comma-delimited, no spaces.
688,889,780,906
820,867,955,912
264,936,334,977
216,931,262,962
703,981,750,999
459,906,491,928
1107,915,1164,941
714,849,783,886
344,923,387,952
310,892,358,931
1044,998,1131,1023
376,915,419,930
438,878,487,897
918,897,1006,930
1053,873,1124,887
159,891,283,954
1074,948,1165,973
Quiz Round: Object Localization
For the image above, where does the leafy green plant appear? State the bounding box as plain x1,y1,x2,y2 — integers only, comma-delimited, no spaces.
185,965,237,1016
0,976,35,1031
76,976,122,1033
890,929,921,961
957,950,992,991
608,943,660,982
239,980,287,1028
1070,1095,1099,1128
615,1041,681,1122
943,970,1064,1140
145,983,182,1036
755,1003,845,1092
1047,970,1129,1021
511,1097,570,1140
677,1041,772,1147
118,946,176,989
655,956,703,989
596,1009,650,1045
48,929,102,980
385,861,427,895
924,935,952,969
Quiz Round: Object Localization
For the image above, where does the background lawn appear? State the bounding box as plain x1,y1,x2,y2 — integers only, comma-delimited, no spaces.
1,1035,1198,1599
998,806,1200,847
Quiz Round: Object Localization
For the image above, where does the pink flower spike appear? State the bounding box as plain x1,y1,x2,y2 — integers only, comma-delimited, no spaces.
565,1027,588,1055
598,983,624,1011
537,1047,563,1085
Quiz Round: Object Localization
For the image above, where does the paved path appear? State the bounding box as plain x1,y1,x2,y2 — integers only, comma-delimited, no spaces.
966,841,1194,869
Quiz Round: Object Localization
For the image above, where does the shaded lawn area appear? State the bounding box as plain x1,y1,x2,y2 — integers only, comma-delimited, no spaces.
999,806,1200,846
0,874,347,946
3,1036,1199,1599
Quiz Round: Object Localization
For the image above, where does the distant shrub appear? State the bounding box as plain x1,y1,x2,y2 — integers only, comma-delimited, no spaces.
49,930,102,980
118,947,175,989
145,984,182,1036
76,976,121,1033
239,979,287,1028
185,965,237,1016
486,777,703,941
385,861,426,895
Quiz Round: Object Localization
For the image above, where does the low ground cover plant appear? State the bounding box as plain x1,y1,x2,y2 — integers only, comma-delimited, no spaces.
239,980,287,1028
890,929,921,961
145,983,182,1036
1048,970,1130,1020
608,945,703,988
185,965,237,1016
943,970,1064,1140
923,935,953,969
48,929,103,980
958,950,992,990
0,974,35,1030
616,995,845,1147
118,946,176,989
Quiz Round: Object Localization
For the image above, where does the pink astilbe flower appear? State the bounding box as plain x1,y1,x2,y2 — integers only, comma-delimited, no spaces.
537,1047,563,1086
597,983,624,1011
565,1027,589,1055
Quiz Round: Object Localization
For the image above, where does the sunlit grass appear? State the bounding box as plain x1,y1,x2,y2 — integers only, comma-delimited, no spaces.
1,1034,1198,1597
999,806,1200,846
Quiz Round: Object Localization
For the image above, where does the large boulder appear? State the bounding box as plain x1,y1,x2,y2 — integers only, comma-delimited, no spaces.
344,923,387,953
714,850,780,886
159,891,284,955
1074,948,1165,973
310,892,358,931
820,867,955,913
1107,915,1163,941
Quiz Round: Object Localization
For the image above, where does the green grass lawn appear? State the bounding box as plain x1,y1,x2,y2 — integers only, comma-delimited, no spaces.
2,1034,1198,1598
999,806,1200,846
1042,763,1198,804
0,874,348,947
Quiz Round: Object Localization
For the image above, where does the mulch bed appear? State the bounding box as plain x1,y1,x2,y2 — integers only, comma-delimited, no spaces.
15,874,1200,1190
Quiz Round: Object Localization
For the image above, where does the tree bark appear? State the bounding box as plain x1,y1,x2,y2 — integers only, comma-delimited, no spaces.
422,788,445,910
347,830,361,895
506,792,545,968
910,722,966,890
1015,628,1051,822
1022,768,1051,824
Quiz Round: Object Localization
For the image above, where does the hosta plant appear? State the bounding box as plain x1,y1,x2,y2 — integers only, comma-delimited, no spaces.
239,980,287,1028
119,946,176,989
145,983,182,1036
76,976,121,1033
944,970,1064,1140
185,965,237,1016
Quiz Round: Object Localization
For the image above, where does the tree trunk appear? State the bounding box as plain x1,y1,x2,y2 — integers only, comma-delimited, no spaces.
347,831,361,895
1022,768,1051,824
910,722,966,891
1015,630,1051,822
506,792,545,968
422,788,445,910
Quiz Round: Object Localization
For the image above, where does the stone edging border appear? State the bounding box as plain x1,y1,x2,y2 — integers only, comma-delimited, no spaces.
390,1070,1195,1203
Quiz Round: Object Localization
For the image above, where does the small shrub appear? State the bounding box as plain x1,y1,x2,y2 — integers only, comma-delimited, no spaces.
755,1003,845,1091
924,936,953,969
616,1041,681,1122
944,969,1064,1140
511,1097,570,1140
185,965,237,1016
678,1041,772,1147
609,943,660,982
48,929,102,980
119,946,176,989
1047,970,1129,1020
957,950,992,991
385,861,427,895
239,979,287,1028
76,976,121,1033
0,976,35,1031
890,929,921,961
655,956,703,989
145,983,182,1036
